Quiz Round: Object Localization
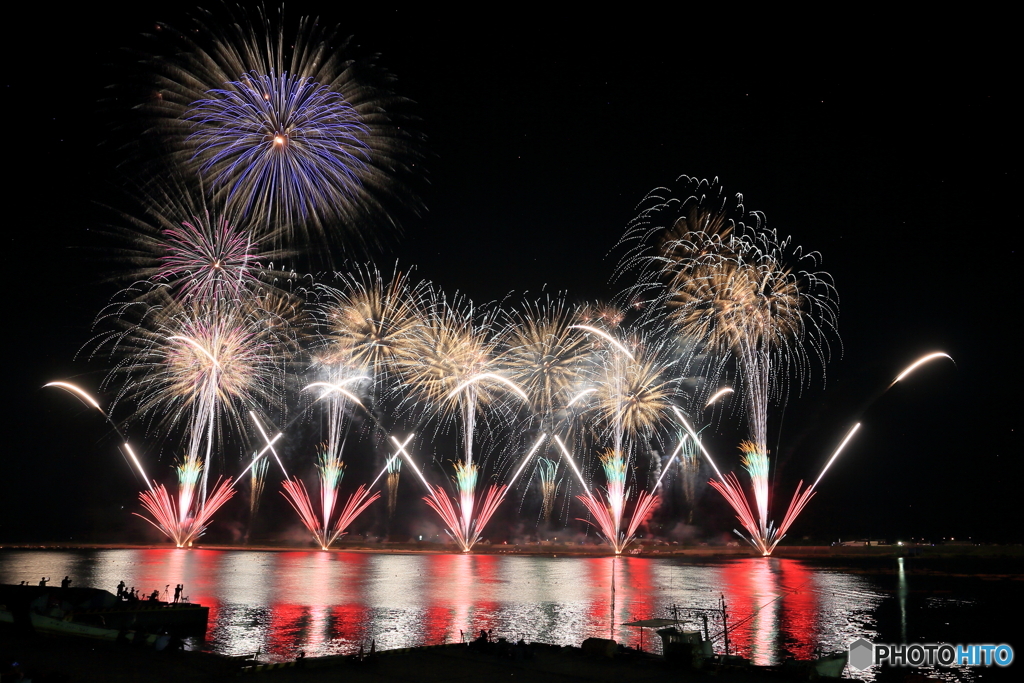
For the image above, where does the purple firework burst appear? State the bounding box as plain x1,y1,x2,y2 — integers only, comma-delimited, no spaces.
186,71,371,226
154,210,264,302
145,8,419,251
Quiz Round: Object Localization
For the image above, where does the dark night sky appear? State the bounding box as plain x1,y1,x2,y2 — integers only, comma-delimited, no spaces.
4,6,1019,545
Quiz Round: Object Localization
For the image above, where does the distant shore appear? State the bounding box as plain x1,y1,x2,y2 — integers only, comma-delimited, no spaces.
3,540,1021,563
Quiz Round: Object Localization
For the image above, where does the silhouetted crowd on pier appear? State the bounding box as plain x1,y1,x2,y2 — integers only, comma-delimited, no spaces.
114,580,186,603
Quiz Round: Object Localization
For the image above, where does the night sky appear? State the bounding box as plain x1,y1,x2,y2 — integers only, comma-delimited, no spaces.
4,5,1019,545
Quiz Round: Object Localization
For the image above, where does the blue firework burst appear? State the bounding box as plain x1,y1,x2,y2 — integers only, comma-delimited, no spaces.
187,70,371,225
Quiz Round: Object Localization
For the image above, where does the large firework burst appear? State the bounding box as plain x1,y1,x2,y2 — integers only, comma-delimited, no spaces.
315,266,425,395
109,179,293,304
498,298,593,427
583,335,680,454
94,290,303,505
145,6,418,250
620,176,838,553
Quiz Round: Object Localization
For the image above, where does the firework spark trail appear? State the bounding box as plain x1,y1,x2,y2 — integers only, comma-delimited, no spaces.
759,352,948,550
44,382,104,411
389,435,432,492
303,380,367,405
569,325,635,359
318,452,345,537
600,450,628,541
739,441,770,537
250,412,288,477
422,486,471,550
471,432,548,532
677,434,701,522
447,373,530,404
809,423,862,491
238,432,283,479
281,479,329,547
891,352,954,386
386,457,401,519
122,443,155,493
708,473,774,555
653,437,687,491
537,458,561,523
370,434,415,488
44,382,153,489
248,454,269,524
332,485,381,541
704,387,734,408
387,432,469,543
566,389,596,407
175,457,203,525
671,407,773,552
453,461,479,541
552,434,591,492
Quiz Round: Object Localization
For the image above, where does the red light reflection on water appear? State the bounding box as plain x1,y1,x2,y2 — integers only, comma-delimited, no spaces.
581,556,658,647
775,559,817,660
11,548,858,664
419,553,503,644
132,549,223,633
719,557,818,665
262,552,372,659
466,554,501,638
422,554,458,643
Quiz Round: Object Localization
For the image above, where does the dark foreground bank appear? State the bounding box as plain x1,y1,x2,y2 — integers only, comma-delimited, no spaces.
1,634,847,683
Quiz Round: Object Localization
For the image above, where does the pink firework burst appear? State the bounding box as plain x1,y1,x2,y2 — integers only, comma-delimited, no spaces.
576,489,660,554
136,476,236,548
281,479,380,549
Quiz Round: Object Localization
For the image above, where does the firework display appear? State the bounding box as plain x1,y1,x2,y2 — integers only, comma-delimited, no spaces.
47,174,951,554
38,8,953,554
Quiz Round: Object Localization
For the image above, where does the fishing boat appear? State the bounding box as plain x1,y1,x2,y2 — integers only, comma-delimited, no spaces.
625,603,848,678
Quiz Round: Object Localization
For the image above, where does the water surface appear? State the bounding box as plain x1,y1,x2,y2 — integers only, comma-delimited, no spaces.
0,548,955,680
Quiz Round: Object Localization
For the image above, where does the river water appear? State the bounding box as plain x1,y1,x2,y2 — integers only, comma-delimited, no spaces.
0,549,995,681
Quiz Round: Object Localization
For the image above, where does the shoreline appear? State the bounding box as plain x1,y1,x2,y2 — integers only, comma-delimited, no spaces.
3,541,1022,560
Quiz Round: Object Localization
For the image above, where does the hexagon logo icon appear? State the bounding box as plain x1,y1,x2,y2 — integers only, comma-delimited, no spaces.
849,638,874,670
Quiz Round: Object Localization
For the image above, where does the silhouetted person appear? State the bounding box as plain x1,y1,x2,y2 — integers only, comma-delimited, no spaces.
38,577,49,586
149,589,159,601
117,581,126,599
61,576,71,588
173,584,182,603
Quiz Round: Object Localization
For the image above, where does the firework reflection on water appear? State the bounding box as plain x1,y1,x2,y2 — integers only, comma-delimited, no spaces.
0,549,894,679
